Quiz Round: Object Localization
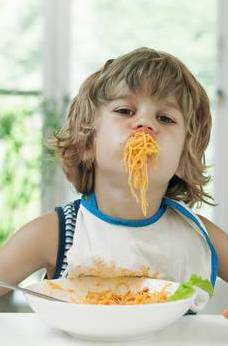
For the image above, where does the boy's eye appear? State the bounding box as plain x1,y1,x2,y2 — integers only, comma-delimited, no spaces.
157,114,176,124
115,108,135,116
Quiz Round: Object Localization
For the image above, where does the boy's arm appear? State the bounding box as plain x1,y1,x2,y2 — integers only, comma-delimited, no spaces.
0,212,59,297
198,214,228,318
198,214,228,283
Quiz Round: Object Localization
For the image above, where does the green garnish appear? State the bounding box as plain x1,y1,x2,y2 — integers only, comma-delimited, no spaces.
168,283,195,301
187,274,213,297
168,274,214,302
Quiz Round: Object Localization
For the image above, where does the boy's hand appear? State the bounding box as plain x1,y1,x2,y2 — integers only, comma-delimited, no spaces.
224,309,228,318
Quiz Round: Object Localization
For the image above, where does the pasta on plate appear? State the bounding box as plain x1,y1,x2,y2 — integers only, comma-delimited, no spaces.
42,277,171,305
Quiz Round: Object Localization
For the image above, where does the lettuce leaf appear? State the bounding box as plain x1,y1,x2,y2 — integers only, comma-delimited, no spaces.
168,283,195,301
187,274,213,297
168,274,213,302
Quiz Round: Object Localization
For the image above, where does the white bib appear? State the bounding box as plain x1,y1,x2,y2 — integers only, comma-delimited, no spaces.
65,194,216,284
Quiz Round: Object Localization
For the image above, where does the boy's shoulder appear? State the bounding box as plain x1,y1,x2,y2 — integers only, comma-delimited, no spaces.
164,197,209,233
26,211,60,277
164,197,199,218
23,211,59,266
0,211,60,286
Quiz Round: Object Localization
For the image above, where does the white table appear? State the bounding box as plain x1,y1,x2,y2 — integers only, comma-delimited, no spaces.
0,313,228,346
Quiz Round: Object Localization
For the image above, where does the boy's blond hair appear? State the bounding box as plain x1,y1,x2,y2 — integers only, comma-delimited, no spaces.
49,47,213,208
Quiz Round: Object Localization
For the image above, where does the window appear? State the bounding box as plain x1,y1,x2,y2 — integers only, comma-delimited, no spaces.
0,0,42,244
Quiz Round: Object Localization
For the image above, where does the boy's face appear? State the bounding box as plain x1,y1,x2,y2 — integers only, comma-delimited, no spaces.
94,89,185,193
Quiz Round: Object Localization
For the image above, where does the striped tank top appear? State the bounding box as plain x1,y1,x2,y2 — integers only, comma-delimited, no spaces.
52,200,80,278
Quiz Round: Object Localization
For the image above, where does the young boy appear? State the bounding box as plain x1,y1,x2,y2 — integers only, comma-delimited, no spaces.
0,47,228,316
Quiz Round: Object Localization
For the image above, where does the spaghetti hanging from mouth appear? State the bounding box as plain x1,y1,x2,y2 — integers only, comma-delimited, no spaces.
123,129,160,216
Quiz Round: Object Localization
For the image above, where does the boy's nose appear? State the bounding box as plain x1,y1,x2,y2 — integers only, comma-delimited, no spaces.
132,120,158,135
135,125,155,137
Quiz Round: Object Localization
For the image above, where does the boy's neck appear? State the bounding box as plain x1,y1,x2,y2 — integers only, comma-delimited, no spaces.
94,177,167,220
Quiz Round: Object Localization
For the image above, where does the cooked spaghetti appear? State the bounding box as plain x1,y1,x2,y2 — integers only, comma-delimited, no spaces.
43,279,170,305
80,286,169,305
123,129,160,215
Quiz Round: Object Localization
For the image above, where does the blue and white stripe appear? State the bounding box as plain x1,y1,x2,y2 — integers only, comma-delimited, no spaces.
59,202,77,277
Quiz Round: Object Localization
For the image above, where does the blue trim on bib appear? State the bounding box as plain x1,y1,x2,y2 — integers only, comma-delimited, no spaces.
81,193,167,227
163,198,218,286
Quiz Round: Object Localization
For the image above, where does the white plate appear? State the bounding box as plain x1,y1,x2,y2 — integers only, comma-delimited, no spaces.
25,277,196,341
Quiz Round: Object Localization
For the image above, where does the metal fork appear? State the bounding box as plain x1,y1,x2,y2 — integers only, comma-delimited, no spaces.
0,280,67,303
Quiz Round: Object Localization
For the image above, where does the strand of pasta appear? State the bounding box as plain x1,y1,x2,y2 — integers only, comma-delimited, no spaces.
44,280,170,305
123,130,159,215
80,286,169,305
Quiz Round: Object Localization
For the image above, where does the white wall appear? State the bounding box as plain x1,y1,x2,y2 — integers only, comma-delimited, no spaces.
42,0,72,213
214,0,228,233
